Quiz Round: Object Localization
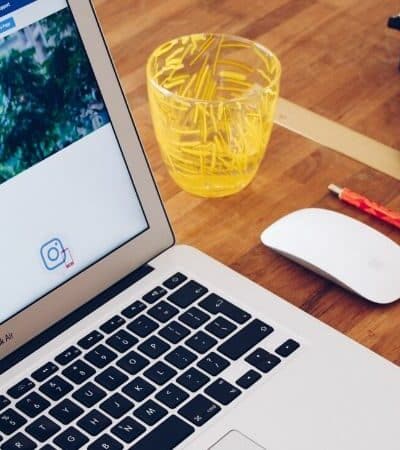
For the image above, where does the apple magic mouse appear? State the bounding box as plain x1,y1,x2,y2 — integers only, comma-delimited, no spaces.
261,208,400,304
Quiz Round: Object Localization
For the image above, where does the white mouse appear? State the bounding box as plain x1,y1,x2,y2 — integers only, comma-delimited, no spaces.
261,208,400,304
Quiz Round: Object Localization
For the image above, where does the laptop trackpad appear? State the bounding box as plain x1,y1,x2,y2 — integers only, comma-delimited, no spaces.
209,430,266,450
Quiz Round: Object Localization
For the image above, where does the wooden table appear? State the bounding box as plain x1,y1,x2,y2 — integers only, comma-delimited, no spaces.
93,0,400,365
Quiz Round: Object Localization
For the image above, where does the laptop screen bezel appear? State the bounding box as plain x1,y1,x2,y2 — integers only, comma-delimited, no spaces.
0,0,175,360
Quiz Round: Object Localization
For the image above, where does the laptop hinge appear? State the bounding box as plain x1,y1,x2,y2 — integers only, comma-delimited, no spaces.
0,264,154,374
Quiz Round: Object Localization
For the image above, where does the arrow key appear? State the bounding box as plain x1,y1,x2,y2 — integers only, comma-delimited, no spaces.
236,369,262,389
245,348,281,373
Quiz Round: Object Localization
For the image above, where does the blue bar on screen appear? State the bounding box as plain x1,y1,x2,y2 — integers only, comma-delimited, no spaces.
0,15,15,32
0,0,38,18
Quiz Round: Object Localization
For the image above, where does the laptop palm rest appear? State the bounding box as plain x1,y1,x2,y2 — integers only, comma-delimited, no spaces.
209,430,266,450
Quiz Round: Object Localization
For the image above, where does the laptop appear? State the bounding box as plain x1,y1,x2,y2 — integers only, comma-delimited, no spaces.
0,1,398,449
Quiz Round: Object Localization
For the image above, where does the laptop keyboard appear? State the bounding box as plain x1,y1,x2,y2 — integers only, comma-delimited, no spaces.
0,273,300,450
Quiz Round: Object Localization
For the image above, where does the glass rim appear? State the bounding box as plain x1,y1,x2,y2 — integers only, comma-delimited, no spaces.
146,33,281,105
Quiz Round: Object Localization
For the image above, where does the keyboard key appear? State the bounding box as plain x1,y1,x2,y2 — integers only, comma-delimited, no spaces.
55,346,81,366
26,416,61,442
179,307,210,329
206,316,237,339
40,445,56,450
0,409,27,435
218,319,274,360
73,382,106,408
78,330,104,350
163,272,188,290
275,339,300,357
7,379,35,399
148,301,179,323
134,400,167,426
143,361,177,385
236,369,261,389
111,417,145,443
138,336,170,359
100,315,126,334
178,394,220,427
95,367,128,391
53,426,89,450
2,433,36,450
77,410,111,436
26,416,60,442
199,294,251,324
198,352,230,376
122,377,155,402
143,286,167,304
89,434,123,450
39,376,73,402
117,351,149,375
62,360,95,385
245,348,281,373
100,393,133,419
186,331,217,354
0,395,11,412
168,281,208,308
32,362,58,383
16,392,50,418
165,346,197,369
176,367,209,392
159,321,190,344
156,383,189,409
130,415,194,450
49,399,83,425
106,329,138,353
121,300,147,319
85,345,117,369
205,378,241,405
128,315,159,338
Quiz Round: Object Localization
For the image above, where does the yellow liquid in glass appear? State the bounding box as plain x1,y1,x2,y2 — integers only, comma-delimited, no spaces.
147,34,280,197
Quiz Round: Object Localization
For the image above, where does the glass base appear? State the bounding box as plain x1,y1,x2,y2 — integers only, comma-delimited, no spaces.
170,172,256,198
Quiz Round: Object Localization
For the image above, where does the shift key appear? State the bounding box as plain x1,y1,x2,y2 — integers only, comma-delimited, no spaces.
218,319,273,360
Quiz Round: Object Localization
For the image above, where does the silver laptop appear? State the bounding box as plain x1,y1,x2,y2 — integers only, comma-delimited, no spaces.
0,1,398,449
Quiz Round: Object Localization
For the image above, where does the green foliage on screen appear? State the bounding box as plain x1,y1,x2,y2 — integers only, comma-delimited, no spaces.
0,8,109,185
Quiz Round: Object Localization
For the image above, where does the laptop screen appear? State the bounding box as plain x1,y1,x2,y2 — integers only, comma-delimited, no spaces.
0,0,149,325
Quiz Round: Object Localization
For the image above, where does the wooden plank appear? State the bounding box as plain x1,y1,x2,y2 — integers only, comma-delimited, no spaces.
276,98,400,180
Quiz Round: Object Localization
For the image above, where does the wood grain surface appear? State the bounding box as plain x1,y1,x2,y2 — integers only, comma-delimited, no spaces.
92,0,400,364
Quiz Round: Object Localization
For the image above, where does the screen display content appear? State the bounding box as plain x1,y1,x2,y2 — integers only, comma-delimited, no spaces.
0,0,148,324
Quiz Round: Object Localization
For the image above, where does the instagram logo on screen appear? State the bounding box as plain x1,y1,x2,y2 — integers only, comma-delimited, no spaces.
40,238,74,271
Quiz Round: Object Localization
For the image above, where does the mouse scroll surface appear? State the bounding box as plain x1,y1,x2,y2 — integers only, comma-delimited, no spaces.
261,208,400,304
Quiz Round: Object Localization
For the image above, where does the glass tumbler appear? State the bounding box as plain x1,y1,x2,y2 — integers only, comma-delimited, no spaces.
147,33,281,197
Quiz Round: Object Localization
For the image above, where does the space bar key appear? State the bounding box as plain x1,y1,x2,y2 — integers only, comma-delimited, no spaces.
218,319,274,360
130,415,194,450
